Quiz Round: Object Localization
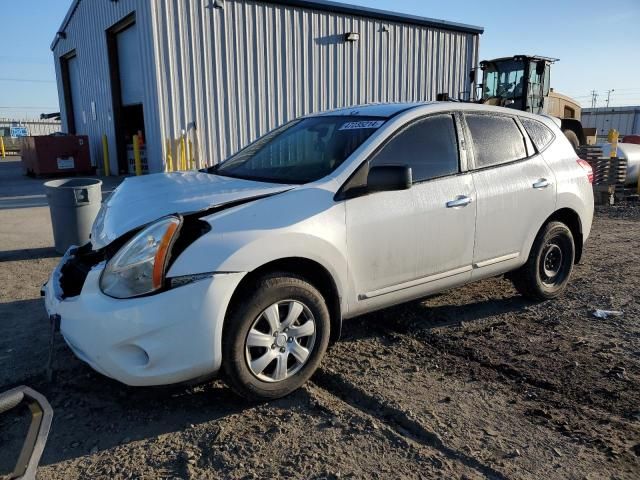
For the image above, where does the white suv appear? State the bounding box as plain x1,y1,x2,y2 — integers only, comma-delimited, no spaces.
44,102,594,400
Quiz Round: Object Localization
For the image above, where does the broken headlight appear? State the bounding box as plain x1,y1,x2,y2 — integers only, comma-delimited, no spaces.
100,216,181,299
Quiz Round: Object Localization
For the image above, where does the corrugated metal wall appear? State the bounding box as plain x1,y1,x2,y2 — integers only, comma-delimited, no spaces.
53,0,479,173
150,0,480,170
52,0,161,174
582,107,640,137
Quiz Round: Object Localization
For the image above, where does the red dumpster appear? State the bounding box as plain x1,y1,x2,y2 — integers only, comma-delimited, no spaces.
21,135,92,176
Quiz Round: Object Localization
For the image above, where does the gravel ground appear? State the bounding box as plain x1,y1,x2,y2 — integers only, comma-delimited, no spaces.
1,173,639,478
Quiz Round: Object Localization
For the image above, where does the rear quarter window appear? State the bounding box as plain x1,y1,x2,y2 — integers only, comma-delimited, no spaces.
520,117,555,152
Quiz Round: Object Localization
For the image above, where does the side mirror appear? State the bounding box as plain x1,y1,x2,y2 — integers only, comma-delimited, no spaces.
367,165,412,192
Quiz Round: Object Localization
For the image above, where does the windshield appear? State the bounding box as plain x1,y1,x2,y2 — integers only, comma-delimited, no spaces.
212,116,386,184
482,59,526,101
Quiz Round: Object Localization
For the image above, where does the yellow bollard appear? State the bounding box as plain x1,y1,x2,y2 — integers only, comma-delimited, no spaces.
133,135,142,176
188,139,194,169
172,139,177,171
609,129,619,159
180,133,187,171
165,138,173,172
0,136,5,159
102,135,110,176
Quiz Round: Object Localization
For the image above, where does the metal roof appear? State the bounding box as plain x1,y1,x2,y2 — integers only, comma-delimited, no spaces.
51,0,80,50
265,1,483,34
52,0,483,50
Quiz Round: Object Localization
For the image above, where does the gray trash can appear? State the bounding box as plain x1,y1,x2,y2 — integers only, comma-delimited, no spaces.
44,178,103,254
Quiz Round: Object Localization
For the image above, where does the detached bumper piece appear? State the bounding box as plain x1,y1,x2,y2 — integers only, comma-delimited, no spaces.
0,386,53,480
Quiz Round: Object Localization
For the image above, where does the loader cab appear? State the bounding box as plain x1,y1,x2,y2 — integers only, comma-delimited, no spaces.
479,55,555,114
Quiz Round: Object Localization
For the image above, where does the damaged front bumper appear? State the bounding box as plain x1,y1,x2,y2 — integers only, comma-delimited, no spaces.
42,246,245,386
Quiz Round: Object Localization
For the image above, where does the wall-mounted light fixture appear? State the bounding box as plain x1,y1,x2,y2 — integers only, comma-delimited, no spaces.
344,32,360,42
213,0,224,8
56,31,67,40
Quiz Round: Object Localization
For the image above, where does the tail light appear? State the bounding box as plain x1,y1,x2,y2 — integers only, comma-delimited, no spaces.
577,159,593,184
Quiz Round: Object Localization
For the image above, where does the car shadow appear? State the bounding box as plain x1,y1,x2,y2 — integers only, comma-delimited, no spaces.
339,288,535,342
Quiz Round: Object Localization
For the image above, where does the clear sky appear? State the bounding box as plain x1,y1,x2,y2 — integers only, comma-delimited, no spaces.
0,0,639,119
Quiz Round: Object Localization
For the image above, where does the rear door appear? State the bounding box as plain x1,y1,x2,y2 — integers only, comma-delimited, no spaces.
345,113,476,314
464,112,556,278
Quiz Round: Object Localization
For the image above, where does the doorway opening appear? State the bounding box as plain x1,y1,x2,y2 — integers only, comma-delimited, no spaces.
107,13,147,174
60,50,80,135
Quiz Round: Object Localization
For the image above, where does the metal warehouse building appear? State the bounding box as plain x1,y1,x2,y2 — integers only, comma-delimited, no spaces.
52,0,483,174
581,106,640,139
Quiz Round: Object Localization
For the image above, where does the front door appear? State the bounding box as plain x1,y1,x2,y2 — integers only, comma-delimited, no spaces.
346,113,476,315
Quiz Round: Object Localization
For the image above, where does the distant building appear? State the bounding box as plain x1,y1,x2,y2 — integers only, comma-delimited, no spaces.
0,118,61,137
52,0,483,174
0,118,62,153
581,106,640,139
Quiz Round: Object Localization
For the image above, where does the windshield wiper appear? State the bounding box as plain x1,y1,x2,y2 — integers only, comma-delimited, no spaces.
205,168,297,185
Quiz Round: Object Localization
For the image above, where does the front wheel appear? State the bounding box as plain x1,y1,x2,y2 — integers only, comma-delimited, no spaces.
511,221,575,301
222,273,330,401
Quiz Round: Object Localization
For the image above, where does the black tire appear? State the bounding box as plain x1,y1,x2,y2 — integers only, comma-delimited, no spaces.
222,273,330,401
563,129,580,152
511,221,575,301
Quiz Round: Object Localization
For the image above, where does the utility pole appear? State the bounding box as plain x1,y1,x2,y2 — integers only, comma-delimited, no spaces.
590,90,598,108
605,89,615,108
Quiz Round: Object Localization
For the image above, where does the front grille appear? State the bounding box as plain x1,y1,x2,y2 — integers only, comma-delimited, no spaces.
59,244,104,298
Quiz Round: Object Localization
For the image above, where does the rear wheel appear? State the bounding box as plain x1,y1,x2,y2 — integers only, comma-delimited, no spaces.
222,273,330,401
511,221,575,301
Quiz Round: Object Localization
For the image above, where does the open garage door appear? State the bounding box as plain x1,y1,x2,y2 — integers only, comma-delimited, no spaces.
107,14,146,174
117,23,144,107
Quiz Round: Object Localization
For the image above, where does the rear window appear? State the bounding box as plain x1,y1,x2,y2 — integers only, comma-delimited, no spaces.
465,114,527,168
520,117,555,152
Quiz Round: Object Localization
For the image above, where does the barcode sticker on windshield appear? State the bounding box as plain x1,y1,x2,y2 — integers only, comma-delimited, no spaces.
339,120,385,130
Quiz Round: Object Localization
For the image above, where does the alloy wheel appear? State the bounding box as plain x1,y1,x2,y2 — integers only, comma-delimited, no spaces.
244,300,317,383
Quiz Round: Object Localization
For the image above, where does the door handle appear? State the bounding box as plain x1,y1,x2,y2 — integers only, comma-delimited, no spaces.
533,178,551,189
446,195,473,208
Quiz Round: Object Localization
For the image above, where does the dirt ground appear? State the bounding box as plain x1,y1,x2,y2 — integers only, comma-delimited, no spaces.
1,159,639,479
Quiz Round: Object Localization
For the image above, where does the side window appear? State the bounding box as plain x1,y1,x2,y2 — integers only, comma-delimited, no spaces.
371,115,459,182
465,114,527,168
520,117,555,152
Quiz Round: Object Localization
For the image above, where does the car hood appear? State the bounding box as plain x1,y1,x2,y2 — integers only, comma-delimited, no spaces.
91,171,293,249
